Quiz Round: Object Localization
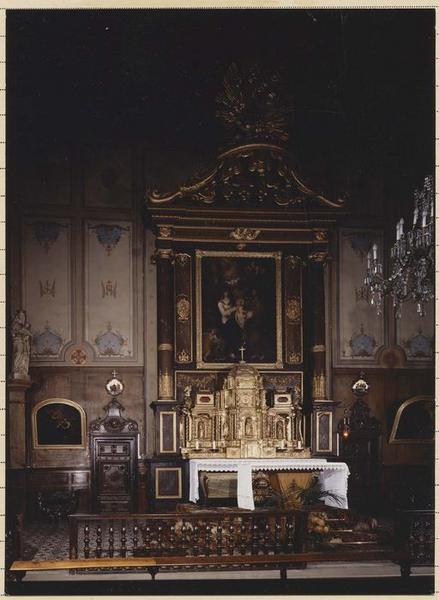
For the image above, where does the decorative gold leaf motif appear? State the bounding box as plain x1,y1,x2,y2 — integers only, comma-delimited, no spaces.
176,295,191,322
286,297,301,323
177,349,191,363
229,227,261,241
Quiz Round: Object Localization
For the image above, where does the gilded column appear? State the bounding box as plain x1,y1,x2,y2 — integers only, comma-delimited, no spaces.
308,251,328,402
153,248,174,400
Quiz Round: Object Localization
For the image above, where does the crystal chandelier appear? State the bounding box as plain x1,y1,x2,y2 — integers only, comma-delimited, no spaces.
364,175,434,318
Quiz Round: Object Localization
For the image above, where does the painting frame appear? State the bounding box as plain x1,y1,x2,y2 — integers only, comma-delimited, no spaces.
32,398,87,449
195,250,283,369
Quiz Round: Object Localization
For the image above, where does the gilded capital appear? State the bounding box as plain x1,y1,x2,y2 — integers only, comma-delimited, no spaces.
150,248,174,264
308,251,330,263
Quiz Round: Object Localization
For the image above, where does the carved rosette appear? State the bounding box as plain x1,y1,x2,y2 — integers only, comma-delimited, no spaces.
284,256,303,365
174,253,193,365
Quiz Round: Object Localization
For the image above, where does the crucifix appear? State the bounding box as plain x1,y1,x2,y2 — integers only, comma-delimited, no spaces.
238,345,246,362
111,370,118,378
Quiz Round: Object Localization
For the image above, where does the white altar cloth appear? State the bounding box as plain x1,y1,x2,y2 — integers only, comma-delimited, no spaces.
189,458,350,511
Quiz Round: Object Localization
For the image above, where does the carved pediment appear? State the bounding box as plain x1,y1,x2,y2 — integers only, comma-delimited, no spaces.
148,143,344,210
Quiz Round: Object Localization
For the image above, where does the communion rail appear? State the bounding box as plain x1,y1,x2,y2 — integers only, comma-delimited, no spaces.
9,510,412,581
69,510,306,562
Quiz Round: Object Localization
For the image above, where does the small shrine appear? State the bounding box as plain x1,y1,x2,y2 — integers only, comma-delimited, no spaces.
180,357,309,459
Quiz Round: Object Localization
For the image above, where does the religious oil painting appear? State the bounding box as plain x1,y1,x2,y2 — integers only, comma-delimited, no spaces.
196,250,282,368
32,399,86,448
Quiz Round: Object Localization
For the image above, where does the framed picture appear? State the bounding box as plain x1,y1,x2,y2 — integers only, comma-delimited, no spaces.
196,250,283,368
32,398,86,449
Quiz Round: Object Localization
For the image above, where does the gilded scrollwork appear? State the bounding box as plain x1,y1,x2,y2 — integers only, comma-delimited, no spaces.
177,349,191,363
229,227,261,241
176,294,191,322
286,297,301,323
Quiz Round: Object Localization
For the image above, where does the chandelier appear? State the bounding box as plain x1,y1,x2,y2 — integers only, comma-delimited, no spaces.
364,175,434,318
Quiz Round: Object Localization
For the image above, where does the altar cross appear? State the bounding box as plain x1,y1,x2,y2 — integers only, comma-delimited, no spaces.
238,345,246,362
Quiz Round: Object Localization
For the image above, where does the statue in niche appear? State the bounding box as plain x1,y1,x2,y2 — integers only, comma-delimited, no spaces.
198,420,206,440
276,420,284,440
11,309,32,380
244,417,254,436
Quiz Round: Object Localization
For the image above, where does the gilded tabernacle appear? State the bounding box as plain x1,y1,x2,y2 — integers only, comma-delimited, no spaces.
180,360,309,459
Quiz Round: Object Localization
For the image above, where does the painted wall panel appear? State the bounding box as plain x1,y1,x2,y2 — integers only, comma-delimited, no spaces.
85,220,135,361
335,229,385,364
23,219,73,361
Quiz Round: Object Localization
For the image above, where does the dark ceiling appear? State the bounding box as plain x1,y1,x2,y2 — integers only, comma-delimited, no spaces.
6,9,435,207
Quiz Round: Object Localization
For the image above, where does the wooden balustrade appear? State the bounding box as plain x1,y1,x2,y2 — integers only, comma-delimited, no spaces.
69,510,305,561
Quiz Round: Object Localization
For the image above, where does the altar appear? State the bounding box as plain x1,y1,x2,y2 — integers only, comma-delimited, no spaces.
189,458,350,511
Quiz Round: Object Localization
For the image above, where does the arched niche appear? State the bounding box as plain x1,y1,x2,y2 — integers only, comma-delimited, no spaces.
389,395,434,444
32,398,87,449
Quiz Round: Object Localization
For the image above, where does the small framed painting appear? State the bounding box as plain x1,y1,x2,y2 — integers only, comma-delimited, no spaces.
32,398,86,449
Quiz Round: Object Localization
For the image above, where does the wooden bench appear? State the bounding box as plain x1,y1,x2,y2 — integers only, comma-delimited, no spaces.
11,549,411,580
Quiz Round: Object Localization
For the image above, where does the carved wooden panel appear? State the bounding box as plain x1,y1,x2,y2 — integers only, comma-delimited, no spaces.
155,467,182,499
284,256,303,365
174,252,193,365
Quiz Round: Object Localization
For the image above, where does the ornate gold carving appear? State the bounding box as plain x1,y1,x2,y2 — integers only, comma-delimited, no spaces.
286,297,301,323
158,226,173,238
216,63,291,145
287,352,302,365
158,343,173,351
175,253,191,267
229,227,261,242
286,255,304,270
176,294,191,322
308,251,330,263
312,372,327,401
158,371,174,400
314,230,328,241
311,344,326,353
180,362,309,459
150,248,174,264
177,349,191,363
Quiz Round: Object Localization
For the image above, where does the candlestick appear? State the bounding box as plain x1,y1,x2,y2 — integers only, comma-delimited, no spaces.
399,218,404,236
396,222,400,241
413,208,419,226
422,209,427,228
367,251,371,268
372,243,378,260
212,440,216,450
195,440,200,450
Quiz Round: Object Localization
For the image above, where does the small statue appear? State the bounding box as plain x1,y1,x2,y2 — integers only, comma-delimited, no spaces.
11,309,32,380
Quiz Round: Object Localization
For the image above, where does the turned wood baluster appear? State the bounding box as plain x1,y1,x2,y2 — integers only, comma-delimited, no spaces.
156,524,163,557
169,524,176,556
274,517,282,554
216,523,223,556
193,524,200,556
121,524,127,558
108,523,114,558
285,517,295,553
205,523,212,556
228,522,235,556
96,525,102,558
144,525,151,556
238,521,247,555
262,520,270,554
83,524,90,558
180,522,188,555
251,520,259,555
